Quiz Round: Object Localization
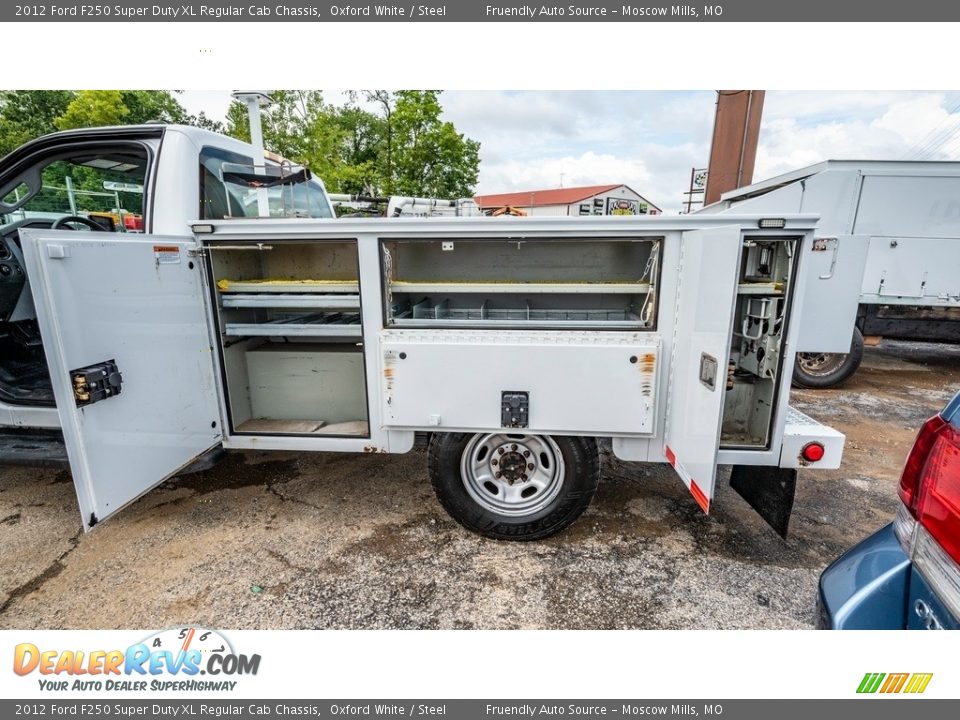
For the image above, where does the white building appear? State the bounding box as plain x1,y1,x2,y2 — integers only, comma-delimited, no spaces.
475,184,661,217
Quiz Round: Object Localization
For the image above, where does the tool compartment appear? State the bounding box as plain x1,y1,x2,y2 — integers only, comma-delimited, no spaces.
721,237,798,449
382,237,660,329
207,240,370,436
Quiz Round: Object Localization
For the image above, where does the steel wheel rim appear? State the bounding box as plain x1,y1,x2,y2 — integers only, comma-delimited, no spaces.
797,352,846,376
460,433,565,517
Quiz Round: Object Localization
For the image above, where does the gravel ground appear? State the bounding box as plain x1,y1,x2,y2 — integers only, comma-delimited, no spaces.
0,340,957,630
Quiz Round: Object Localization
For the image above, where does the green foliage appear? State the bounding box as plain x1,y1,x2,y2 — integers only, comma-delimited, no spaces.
0,90,73,157
119,91,190,125
55,90,194,130
389,91,480,198
0,90,215,157
224,90,481,198
55,90,130,130
0,89,481,199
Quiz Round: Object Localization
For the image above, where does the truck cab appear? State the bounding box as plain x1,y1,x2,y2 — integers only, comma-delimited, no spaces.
0,124,334,435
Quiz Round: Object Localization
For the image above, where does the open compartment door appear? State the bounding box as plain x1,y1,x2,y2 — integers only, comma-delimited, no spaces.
20,230,223,530
664,226,741,512
795,234,869,353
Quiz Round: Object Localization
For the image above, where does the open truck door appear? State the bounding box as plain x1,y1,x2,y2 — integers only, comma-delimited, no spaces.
20,230,223,530
664,225,741,513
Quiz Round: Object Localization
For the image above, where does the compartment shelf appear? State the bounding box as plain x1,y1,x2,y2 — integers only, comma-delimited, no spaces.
218,279,360,293
392,318,643,328
737,282,784,295
235,419,369,436
222,294,361,310
391,302,644,328
390,280,651,295
225,314,362,337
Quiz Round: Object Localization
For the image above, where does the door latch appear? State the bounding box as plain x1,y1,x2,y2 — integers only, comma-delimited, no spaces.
813,237,839,279
501,391,529,428
699,353,719,391
71,360,122,407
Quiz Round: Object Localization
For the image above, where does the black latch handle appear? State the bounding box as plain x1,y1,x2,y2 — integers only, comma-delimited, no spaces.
70,360,123,407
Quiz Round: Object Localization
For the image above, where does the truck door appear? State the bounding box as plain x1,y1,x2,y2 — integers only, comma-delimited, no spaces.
795,234,869,353
20,230,223,530
664,225,741,512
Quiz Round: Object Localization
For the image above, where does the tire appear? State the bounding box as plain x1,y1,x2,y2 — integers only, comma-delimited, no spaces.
792,327,865,389
428,432,599,541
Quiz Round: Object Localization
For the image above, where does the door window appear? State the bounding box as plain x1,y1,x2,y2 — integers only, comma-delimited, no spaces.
0,148,148,233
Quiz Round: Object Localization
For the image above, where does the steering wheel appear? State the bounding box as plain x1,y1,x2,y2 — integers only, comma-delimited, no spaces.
52,215,108,231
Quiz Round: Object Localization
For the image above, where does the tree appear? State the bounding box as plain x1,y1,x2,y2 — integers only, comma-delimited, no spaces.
363,91,394,192
119,91,190,125
0,90,213,157
0,91,74,157
388,90,480,198
223,90,481,198
55,90,130,130
189,111,225,134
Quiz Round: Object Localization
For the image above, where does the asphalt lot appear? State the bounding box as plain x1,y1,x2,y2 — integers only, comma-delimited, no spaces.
0,340,957,630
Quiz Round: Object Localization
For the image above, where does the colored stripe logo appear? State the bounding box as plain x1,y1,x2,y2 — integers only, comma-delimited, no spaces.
857,672,933,694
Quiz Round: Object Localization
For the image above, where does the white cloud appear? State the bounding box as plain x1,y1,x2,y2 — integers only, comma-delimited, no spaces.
756,92,960,181
181,90,960,213
443,91,714,211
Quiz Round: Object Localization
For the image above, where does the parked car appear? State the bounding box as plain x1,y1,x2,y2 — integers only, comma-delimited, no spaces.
817,390,960,629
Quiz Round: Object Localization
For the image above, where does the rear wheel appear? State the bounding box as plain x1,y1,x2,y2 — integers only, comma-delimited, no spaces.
793,327,865,389
428,432,599,540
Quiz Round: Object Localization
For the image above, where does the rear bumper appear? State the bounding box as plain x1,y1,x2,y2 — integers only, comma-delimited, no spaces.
780,406,844,469
816,523,911,629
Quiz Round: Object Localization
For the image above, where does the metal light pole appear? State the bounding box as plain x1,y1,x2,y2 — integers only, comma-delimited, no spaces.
231,90,273,218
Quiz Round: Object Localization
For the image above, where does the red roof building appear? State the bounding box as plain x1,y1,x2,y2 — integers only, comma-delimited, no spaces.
475,184,661,217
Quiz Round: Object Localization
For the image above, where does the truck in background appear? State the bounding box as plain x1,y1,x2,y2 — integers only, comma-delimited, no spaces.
700,160,960,387
329,193,481,218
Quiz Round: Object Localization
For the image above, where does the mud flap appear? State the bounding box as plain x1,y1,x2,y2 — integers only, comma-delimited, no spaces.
730,464,797,538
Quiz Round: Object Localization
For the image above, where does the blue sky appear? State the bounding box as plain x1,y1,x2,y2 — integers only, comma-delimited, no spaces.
181,91,960,212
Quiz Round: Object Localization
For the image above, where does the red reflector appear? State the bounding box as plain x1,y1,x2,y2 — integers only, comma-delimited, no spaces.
917,423,960,563
801,442,825,462
899,414,948,517
689,479,710,513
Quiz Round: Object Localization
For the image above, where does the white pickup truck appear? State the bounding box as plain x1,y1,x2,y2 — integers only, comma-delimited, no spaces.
0,124,844,540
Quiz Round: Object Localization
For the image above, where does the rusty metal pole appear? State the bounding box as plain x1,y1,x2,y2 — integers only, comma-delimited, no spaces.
703,90,765,206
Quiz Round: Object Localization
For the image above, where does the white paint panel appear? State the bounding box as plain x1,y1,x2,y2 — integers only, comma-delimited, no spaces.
246,345,366,424
380,330,659,435
664,226,741,511
20,231,222,530
854,175,960,240
862,236,960,302
795,234,870,352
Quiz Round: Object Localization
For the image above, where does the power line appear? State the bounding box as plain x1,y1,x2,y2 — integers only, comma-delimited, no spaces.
903,93,960,160
902,93,960,158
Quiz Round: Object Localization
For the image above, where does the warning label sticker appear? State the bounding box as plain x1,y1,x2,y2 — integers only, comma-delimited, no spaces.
153,245,181,265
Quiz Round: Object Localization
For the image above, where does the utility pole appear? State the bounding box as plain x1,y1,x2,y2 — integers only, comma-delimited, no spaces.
703,90,765,206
